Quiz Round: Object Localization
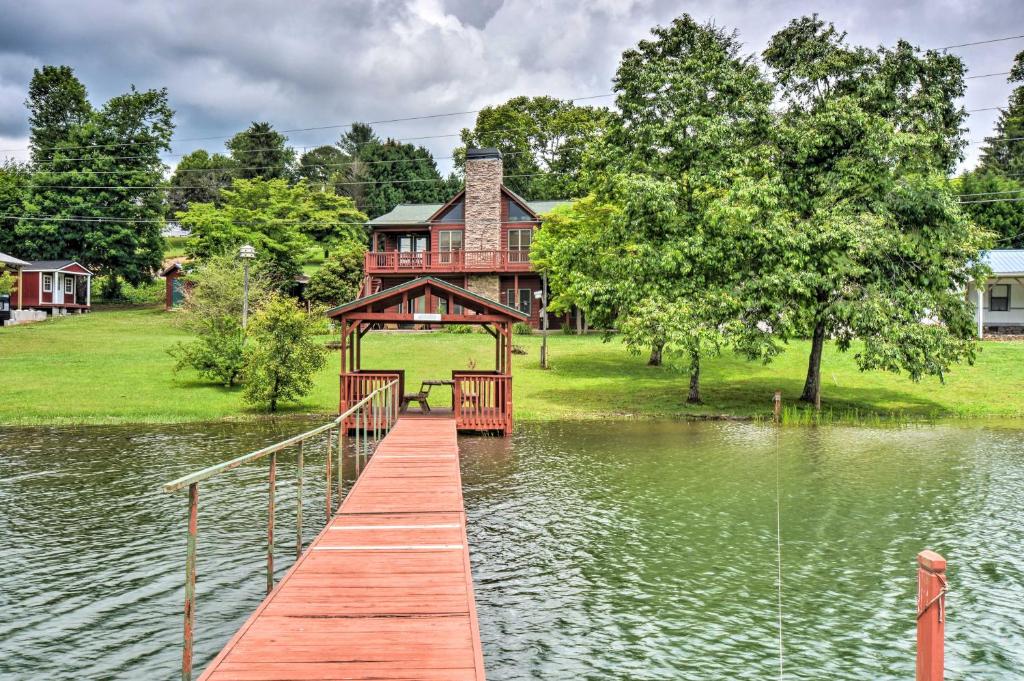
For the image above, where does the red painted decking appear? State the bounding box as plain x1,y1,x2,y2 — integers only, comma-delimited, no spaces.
198,417,486,681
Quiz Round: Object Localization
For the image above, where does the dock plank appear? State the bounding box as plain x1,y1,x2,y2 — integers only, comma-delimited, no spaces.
197,417,485,681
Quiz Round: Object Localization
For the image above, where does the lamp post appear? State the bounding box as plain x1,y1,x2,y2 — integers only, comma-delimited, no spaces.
239,244,256,328
534,274,549,369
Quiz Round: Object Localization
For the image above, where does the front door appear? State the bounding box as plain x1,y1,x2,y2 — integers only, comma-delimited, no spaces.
398,235,427,268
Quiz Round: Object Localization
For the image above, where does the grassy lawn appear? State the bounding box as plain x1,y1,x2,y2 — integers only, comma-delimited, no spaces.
1,305,1023,425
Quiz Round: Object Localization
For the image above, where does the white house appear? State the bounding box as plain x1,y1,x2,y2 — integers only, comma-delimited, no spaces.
968,250,1024,337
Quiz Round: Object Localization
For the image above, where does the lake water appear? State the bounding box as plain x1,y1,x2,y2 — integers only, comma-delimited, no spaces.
1,420,1022,679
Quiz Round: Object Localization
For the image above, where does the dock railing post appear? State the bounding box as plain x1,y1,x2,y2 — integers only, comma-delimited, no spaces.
325,428,332,524
182,482,198,681
267,453,276,595
773,390,782,424
296,442,303,559
916,550,947,681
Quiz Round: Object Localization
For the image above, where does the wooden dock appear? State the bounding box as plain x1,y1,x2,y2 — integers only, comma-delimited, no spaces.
197,416,486,681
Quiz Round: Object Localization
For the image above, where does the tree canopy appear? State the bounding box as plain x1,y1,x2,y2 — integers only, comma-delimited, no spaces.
225,121,296,180
18,68,173,284
457,95,608,200
168,149,237,214
978,50,1024,176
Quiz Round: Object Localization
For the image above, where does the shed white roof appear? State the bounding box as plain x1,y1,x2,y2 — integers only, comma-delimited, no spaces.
0,251,30,267
981,250,1024,275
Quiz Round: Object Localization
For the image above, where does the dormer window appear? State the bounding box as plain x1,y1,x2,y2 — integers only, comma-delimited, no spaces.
438,199,464,223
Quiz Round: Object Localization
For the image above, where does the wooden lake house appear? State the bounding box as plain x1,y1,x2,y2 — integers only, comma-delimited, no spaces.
362,147,576,329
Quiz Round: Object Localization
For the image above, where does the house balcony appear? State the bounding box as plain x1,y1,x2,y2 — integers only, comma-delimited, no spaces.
364,250,534,275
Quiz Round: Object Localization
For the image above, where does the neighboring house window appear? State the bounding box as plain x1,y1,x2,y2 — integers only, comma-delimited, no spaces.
508,200,532,221
438,199,465,222
42,274,53,293
64,277,74,295
990,284,1010,312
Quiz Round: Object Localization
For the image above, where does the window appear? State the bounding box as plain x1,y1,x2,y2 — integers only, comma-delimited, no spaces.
505,288,532,315
508,229,533,264
990,284,1010,312
508,228,533,250
508,199,532,221
64,276,74,295
375,233,387,252
42,274,53,293
438,199,464,223
438,230,463,251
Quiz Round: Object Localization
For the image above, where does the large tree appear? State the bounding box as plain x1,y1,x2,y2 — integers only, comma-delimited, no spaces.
978,50,1024,176
0,161,30,254
179,178,365,283
752,15,990,407
955,170,1024,247
534,16,776,401
167,149,237,214
20,75,173,284
226,121,295,180
297,145,347,188
356,137,459,219
25,65,92,163
457,96,608,199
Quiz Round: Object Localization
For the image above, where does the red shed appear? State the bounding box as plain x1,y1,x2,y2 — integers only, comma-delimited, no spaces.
14,260,93,313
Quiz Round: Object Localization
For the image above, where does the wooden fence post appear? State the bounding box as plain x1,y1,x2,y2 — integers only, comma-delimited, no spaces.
773,390,782,424
917,550,947,681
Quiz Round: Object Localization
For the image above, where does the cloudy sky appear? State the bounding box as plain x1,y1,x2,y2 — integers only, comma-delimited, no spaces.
1,0,1021,173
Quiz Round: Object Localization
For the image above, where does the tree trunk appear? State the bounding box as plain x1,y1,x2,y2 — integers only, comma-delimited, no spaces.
575,307,582,335
648,342,664,366
800,321,826,409
687,352,701,404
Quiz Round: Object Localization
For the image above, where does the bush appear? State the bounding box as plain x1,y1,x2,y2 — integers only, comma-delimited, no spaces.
512,322,533,335
561,323,576,335
243,295,328,412
304,243,366,306
169,318,246,387
0,270,14,295
440,324,473,334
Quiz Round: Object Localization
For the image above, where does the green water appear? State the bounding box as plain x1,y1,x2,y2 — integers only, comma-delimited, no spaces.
1,420,1022,679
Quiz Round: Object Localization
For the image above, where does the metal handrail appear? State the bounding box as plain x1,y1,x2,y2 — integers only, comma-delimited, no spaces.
163,379,399,681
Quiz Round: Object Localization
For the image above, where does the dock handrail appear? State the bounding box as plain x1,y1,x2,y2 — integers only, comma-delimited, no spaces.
162,378,399,681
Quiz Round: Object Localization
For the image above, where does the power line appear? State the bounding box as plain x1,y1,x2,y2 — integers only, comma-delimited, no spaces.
0,93,615,155
0,213,548,226
965,71,1010,80
959,196,1024,204
936,34,1024,50
955,188,1024,198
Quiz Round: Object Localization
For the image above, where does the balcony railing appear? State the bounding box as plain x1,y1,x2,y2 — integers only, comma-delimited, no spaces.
365,249,533,274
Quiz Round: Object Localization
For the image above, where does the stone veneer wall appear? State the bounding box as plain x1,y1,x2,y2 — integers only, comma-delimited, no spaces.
464,156,502,251
465,274,500,302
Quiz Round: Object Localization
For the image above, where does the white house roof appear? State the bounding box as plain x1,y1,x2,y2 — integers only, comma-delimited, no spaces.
982,250,1024,275
0,251,31,267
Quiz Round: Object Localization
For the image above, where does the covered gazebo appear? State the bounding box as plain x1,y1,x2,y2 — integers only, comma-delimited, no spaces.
326,277,528,435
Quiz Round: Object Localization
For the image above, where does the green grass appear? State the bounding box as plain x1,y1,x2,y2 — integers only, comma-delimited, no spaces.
163,236,189,260
2,306,1023,426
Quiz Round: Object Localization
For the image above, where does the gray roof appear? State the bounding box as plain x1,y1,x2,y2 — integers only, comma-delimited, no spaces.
981,250,1024,275
24,260,92,273
368,196,575,226
0,252,30,267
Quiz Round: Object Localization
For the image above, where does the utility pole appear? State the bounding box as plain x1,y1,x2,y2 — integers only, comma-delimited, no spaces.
239,244,256,328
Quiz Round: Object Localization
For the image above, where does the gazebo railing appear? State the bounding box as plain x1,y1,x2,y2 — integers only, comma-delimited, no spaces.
162,379,399,681
453,371,512,433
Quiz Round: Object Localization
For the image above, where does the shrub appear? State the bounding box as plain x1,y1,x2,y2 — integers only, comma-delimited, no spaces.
243,295,328,412
169,317,246,387
304,243,366,306
0,270,14,295
561,323,575,335
440,324,473,334
512,322,533,335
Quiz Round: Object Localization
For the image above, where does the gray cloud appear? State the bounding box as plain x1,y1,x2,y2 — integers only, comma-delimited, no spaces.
0,0,1021,171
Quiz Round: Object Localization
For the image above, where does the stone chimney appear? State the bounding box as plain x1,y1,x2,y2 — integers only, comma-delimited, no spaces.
464,147,502,251
463,148,502,300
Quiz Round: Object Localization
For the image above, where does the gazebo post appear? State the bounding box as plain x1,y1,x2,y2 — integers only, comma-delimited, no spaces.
505,323,512,375
355,322,362,372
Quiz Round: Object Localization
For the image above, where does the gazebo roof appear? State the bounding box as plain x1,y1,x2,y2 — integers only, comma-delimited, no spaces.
326,276,528,323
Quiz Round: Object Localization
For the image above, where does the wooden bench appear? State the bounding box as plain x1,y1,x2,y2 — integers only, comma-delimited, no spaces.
401,381,434,413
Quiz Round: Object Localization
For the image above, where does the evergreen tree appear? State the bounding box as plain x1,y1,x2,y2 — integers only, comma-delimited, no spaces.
356,137,455,219
226,121,295,180
978,50,1024,176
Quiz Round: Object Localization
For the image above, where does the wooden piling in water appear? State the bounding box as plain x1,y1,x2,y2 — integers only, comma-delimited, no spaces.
917,550,947,681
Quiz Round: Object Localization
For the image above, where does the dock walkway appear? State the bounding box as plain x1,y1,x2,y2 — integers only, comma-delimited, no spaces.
198,416,486,681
